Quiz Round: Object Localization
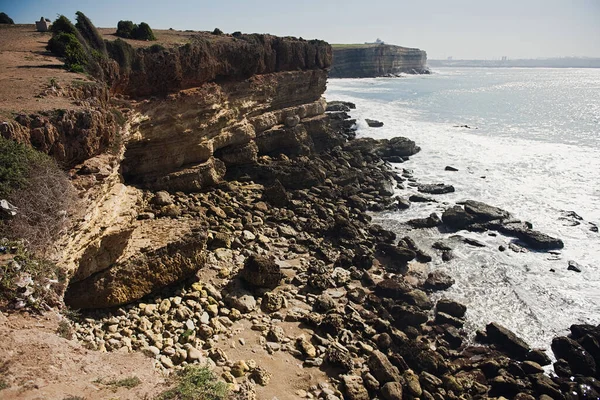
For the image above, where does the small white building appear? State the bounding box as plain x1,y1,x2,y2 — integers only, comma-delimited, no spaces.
35,17,51,32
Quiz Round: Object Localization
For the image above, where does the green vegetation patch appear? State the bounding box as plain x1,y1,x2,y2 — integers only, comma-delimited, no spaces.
75,11,106,54
158,366,228,400
95,376,142,391
116,20,156,41
0,136,51,198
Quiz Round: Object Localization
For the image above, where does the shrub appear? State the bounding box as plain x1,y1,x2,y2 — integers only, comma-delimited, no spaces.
116,20,135,39
212,28,223,35
47,32,88,72
148,43,165,53
158,366,228,400
0,12,14,24
51,15,78,36
132,22,156,41
232,31,242,38
0,137,78,256
75,11,106,55
106,38,135,71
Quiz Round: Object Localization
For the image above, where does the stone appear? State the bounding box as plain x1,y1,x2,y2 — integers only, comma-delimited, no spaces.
445,166,459,171
297,336,317,358
152,191,173,206
442,206,477,230
486,322,531,359
224,288,257,313
499,222,564,250
365,119,384,127
262,180,290,207
266,326,286,343
418,183,455,195
232,360,250,377
240,255,284,289
375,278,412,300
381,382,403,400
568,260,583,272
284,115,300,128
463,200,510,221
186,346,204,362
404,369,422,397
262,292,285,312
424,270,455,290
342,375,370,400
367,351,401,384
158,299,171,313
551,336,597,376
436,299,467,318
249,366,272,386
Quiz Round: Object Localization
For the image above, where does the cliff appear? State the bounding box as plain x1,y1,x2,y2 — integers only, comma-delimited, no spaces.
330,43,428,78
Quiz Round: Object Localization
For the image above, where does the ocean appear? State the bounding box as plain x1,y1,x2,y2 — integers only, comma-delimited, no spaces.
325,68,600,351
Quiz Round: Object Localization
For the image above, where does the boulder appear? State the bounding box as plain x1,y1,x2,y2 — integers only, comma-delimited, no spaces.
418,183,455,195
551,336,597,376
486,322,531,359
407,213,441,229
342,375,370,400
376,243,416,273
442,206,477,230
424,270,455,290
365,118,384,127
262,180,289,207
499,222,564,250
381,382,403,400
240,255,284,289
152,191,173,206
436,299,467,318
463,200,510,221
367,351,401,383
375,278,413,300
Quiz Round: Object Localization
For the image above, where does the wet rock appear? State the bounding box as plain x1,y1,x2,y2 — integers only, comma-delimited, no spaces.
526,349,552,366
378,179,396,196
499,222,564,250
463,200,510,222
240,255,284,289
367,351,401,384
375,243,415,273
326,101,356,112
445,166,459,171
486,322,531,359
342,375,370,400
551,336,597,376
407,213,441,229
418,183,455,195
409,194,436,203
567,260,582,272
436,299,467,318
365,119,384,127
442,206,478,230
435,311,464,328
380,382,403,400
424,270,455,291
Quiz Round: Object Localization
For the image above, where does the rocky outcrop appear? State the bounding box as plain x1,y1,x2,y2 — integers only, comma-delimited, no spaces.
330,44,428,78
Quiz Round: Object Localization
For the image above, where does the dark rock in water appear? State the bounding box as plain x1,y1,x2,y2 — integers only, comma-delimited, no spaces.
567,260,582,272
384,155,405,163
376,243,416,273
432,241,453,251
499,222,564,250
326,101,356,112
551,336,597,376
240,255,284,289
418,183,455,195
442,206,477,230
409,194,436,203
441,250,454,261
445,166,459,171
365,118,384,127
424,270,455,290
463,200,510,222
463,237,486,247
378,179,396,196
526,349,552,366
499,245,507,251
407,213,441,229
591,223,599,233
486,322,531,359
369,224,397,244
553,358,573,378
398,236,432,263
397,197,411,209
435,311,464,328
367,351,402,384
436,298,467,318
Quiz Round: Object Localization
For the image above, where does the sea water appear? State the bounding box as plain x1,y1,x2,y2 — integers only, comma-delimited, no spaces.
325,68,600,350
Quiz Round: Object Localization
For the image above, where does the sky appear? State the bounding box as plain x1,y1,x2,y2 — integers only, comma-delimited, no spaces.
2,0,600,59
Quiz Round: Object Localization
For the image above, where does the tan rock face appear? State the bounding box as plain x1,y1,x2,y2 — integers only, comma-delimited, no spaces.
330,45,428,78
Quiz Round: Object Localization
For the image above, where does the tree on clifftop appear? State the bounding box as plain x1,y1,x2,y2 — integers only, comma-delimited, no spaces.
116,20,156,41
0,12,15,24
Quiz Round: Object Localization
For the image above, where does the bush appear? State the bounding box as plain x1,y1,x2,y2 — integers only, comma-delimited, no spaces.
106,38,135,70
116,20,135,39
158,366,228,400
47,32,88,72
212,28,223,35
132,22,156,41
0,137,77,256
51,15,78,36
148,43,165,53
0,12,14,24
232,31,242,38
75,11,106,55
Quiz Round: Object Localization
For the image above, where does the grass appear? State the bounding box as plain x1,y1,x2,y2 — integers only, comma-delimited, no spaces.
157,366,228,400
0,378,8,390
95,376,142,391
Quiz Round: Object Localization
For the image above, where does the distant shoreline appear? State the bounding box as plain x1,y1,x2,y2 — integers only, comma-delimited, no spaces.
429,58,600,69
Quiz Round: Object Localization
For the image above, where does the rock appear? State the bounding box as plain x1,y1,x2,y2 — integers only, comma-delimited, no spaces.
152,191,173,206
232,360,250,377
158,299,171,313
284,115,300,128
186,346,204,362
160,204,181,218
262,180,290,207
326,101,356,112
551,336,597,376
436,299,467,318
380,382,403,400
418,183,455,195
224,288,257,313
403,369,422,397
266,326,286,343
409,194,436,203
262,292,285,312
445,166,459,171
424,270,455,291
342,375,370,400
376,243,415,273
463,200,510,222
365,119,384,127
367,351,401,384
435,311,464,328
240,255,284,289
378,179,396,196
0,199,18,217
568,260,582,272
499,222,564,250
486,322,531,359
315,294,337,312
407,213,441,229
249,366,272,386
297,335,317,358
442,206,477,230
526,349,552,366
209,232,231,249
375,278,412,300
326,343,353,371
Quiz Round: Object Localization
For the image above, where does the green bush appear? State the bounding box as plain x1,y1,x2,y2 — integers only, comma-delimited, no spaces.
148,43,165,53
46,32,88,72
75,11,106,55
232,31,242,38
51,15,78,36
0,12,14,24
116,20,135,39
212,28,223,35
0,136,49,198
132,22,156,41
106,38,135,71
158,366,228,400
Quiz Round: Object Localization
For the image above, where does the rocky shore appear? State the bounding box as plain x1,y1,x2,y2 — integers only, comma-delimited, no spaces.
65,103,598,399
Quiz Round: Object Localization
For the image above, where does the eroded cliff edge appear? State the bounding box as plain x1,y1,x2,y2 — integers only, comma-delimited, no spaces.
330,44,428,78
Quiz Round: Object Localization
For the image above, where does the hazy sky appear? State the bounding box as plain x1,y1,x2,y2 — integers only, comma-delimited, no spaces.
3,0,600,59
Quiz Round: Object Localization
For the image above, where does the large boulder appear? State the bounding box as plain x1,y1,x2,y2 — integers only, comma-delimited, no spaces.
418,183,455,195
499,222,564,250
424,270,455,291
486,322,531,359
376,243,416,274
442,206,478,230
463,200,510,221
551,336,597,377
375,278,413,300
240,255,284,289
367,351,402,384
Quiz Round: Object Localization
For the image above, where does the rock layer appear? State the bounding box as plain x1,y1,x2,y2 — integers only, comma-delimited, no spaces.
330,44,428,78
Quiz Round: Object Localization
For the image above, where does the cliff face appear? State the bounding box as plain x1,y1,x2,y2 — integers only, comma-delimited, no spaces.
59,33,335,308
330,44,428,78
